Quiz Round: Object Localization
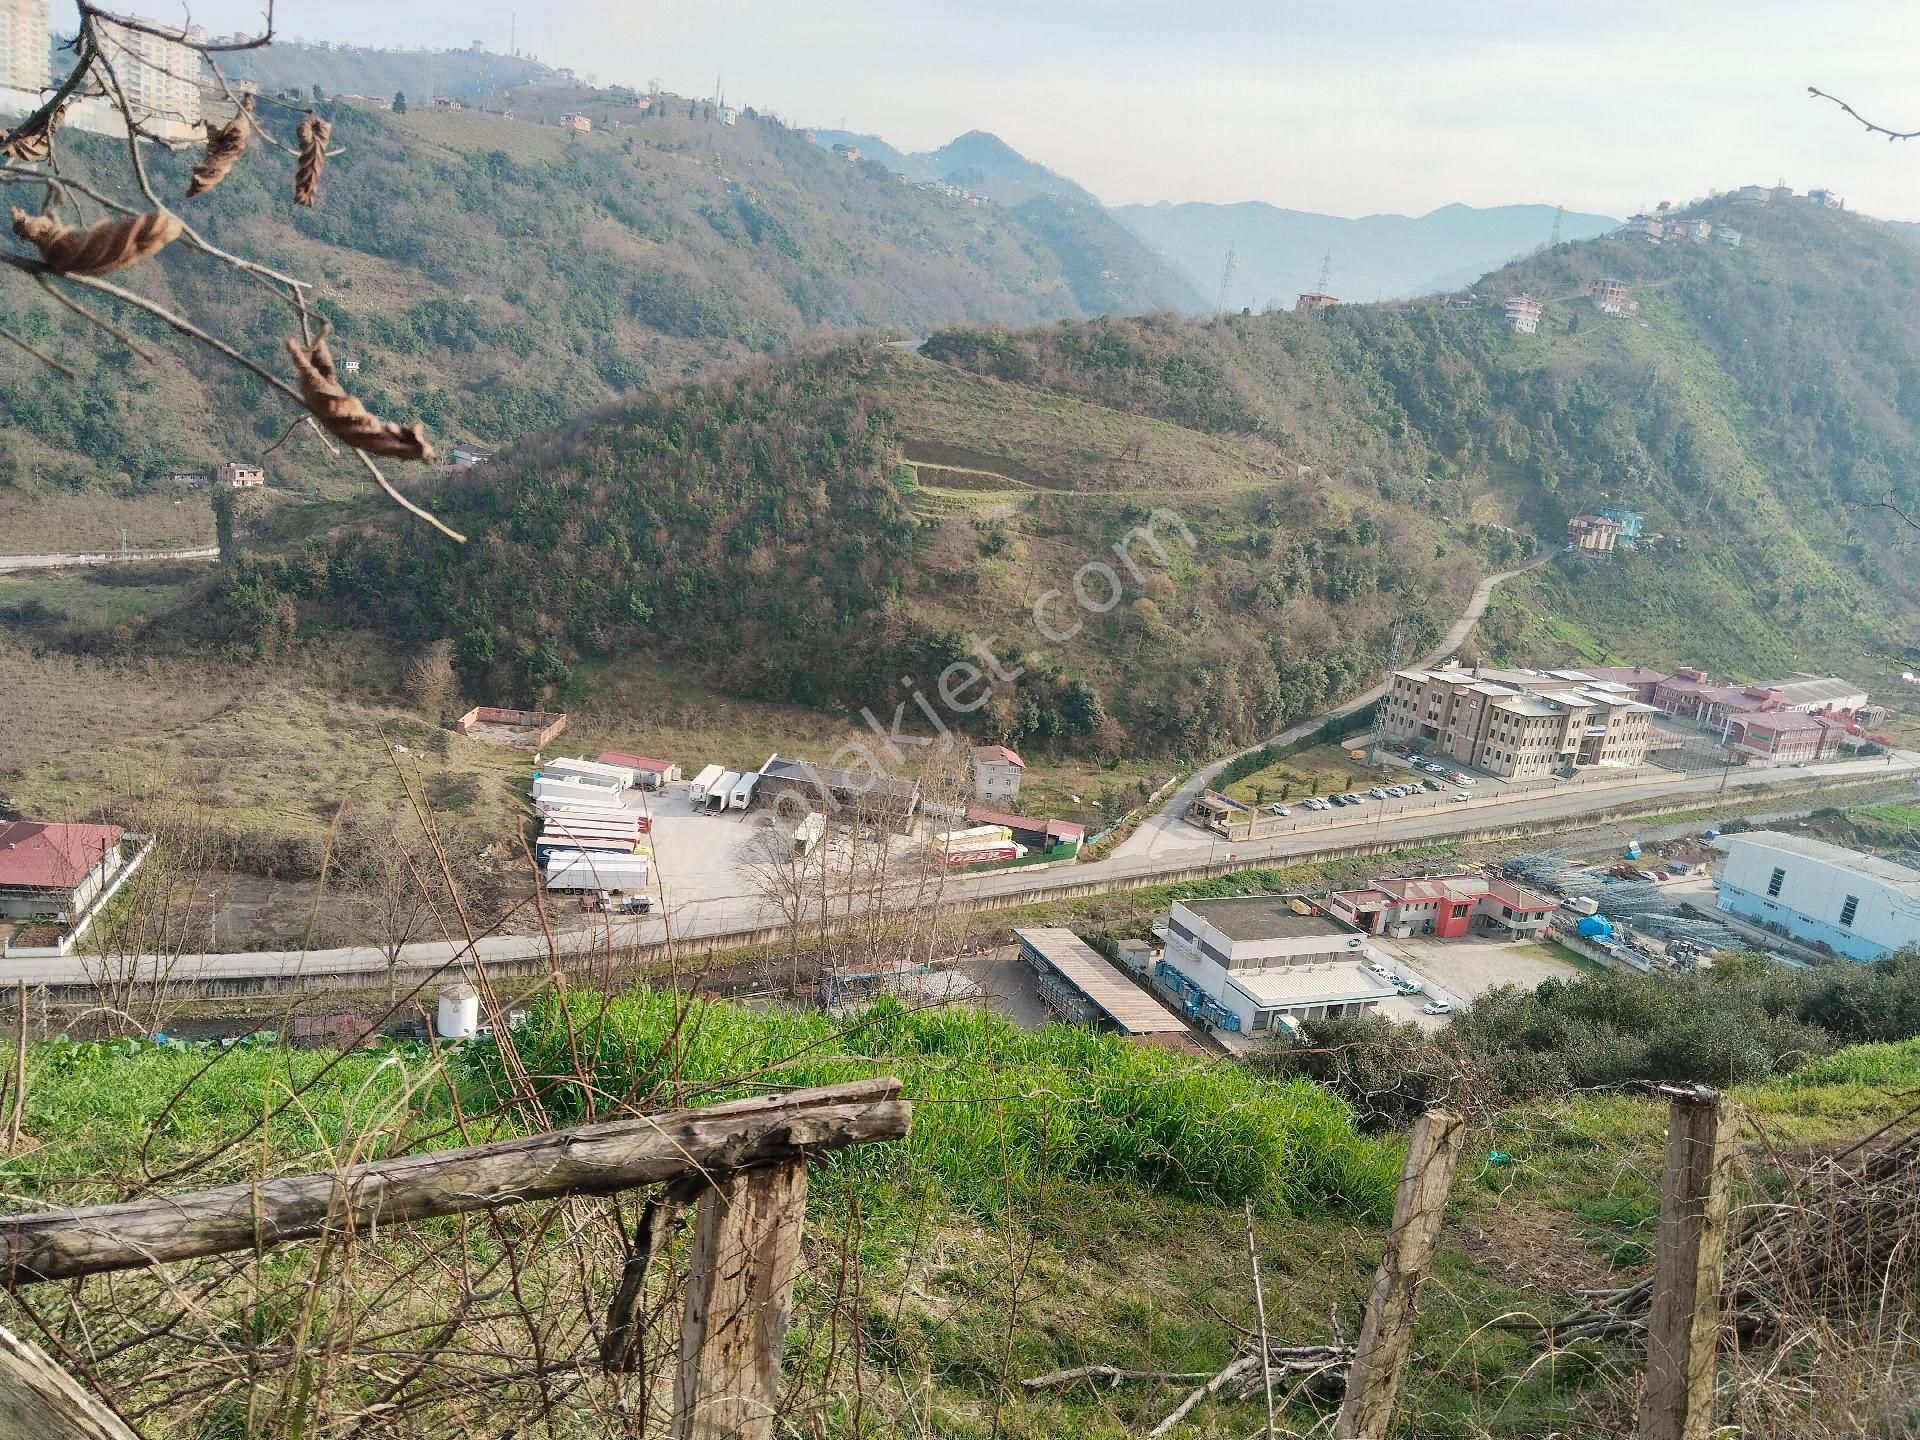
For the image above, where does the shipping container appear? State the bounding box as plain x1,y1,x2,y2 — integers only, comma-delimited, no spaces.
689,764,726,803
535,789,626,816
544,853,651,893
936,824,1014,848
707,771,742,812
540,757,632,789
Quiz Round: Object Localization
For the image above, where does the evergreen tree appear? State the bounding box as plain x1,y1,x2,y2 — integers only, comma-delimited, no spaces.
392,91,407,114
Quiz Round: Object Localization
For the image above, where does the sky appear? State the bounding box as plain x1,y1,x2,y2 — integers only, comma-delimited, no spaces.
184,0,1920,219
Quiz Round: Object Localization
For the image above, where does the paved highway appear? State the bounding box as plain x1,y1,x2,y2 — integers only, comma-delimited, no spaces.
12,746,1913,988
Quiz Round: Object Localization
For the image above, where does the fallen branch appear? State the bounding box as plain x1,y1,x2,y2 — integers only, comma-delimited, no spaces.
1020,1365,1215,1390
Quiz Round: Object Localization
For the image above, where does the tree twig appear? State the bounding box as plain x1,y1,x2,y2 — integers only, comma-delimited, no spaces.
1808,86,1920,141
0,321,78,378
1244,1199,1277,1440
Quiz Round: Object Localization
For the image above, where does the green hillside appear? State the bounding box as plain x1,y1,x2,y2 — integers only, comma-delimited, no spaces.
0,91,1188,549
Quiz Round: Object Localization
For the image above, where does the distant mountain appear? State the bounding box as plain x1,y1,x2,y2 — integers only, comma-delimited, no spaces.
810,128,1197,312
223,42,558,103
1110,200,1619,309
810,128,1097,205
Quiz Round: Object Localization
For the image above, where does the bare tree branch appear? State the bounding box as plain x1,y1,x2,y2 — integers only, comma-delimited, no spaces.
1807,85,1920,141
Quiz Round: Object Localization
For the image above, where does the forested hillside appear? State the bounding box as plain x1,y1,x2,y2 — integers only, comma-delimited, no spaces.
0,88,1190,547
232,193,1920,762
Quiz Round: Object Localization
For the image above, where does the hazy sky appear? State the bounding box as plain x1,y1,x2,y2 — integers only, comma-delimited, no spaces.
186,1,1920,219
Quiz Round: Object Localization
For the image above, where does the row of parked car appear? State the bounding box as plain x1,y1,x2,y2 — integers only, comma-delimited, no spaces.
1365,960,1453,1016
1264,776,1468,817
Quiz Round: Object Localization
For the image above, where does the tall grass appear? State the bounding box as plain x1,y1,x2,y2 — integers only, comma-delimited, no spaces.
466,989,1400,1221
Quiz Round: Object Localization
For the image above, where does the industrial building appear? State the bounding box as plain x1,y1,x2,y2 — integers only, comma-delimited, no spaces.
1327,870,1557,939
1154,896,1397,1037
1012,927,1189,1039
1716,832,1920,962
754,754,920,826
1378,665,1655,778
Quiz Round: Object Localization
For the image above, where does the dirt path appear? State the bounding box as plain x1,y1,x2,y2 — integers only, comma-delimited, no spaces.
0,546,219,574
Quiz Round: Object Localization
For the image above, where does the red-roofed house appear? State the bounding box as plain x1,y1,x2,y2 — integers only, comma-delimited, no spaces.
597,752,681,788
1326,870,1557,939
971,744,1025,802
0,821,127,922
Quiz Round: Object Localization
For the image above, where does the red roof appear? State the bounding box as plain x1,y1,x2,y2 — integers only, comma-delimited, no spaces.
972,745,1025,769
599,751,673,772
1045,820,1087,842
0,821,123,891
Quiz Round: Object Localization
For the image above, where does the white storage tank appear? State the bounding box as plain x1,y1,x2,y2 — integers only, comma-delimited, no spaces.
437,984,480,1039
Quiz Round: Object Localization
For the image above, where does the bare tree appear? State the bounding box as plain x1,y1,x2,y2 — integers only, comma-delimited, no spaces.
407,637,457,722
0,4,459,538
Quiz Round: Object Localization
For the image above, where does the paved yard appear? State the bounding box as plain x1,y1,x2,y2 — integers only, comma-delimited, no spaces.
1369,934,1587,1027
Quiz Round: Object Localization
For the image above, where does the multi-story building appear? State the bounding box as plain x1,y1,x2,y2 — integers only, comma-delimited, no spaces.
1650,668,1869,732
1624,214,1665,241
95,15,203,132
1733,184,1770,205
217,461,264,488
1716,831,1920,961
1378,665,1656,778
1715,227,1743,248
1567,513,1622,552
1154,896,1397,1037
1503,295,1542,334
1684,219,1713,242
1590,277,1629,314
1726,710,1843,766
1592,506,1644,544
1328,869,1557,940
1807,189,1843,209
0,0,48,93
970,744,1024,802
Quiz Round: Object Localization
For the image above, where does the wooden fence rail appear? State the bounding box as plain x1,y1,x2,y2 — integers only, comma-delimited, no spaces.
0,1078,911,1440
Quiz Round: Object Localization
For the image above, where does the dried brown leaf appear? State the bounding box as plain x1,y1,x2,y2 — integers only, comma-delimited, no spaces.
286,334,433,462
10,206,183,276
187,99,252,198
293,115,330,206
1,103,66,163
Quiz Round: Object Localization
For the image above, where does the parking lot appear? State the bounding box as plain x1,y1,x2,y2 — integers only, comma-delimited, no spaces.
1369,935,1588,1029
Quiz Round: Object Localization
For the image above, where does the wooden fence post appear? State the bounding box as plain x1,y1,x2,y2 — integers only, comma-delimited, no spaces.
1335,1107,1466,1440
672,1159,810,1440
0,1323,140,1440
8,979,24,1149
1637,1085,1734,1440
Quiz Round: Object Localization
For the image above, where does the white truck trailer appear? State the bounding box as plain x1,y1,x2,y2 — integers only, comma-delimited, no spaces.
540,757,632,789
688,764,726,804
543,850,651,893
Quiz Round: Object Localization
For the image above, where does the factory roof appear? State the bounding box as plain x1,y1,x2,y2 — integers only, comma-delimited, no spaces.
1720,832,1920,896
1226,961,1399,1010
1013,928,1189,1035
1176,896,1350,943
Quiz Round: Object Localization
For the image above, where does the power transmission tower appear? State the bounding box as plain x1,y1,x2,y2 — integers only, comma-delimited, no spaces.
1368,625,1404,765
1315,250,1333,296
1548,204,1564,248
1215,242,1238,315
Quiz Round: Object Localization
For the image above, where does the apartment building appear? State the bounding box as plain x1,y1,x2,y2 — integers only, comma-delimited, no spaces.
1503,295,1542,335
1378,665,1655,778
0,0,48,92
98,14,203,131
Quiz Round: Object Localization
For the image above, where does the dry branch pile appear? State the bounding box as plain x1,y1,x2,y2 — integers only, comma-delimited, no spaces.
1025,1341,1353,1436
10,205,182,275
1541,1125,1920,1348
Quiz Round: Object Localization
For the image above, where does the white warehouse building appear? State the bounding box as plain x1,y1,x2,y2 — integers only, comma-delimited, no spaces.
1716,831,1920,962
1153,895,1399,1037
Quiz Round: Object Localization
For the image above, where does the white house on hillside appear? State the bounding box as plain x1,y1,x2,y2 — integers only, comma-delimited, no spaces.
971,745,1024,802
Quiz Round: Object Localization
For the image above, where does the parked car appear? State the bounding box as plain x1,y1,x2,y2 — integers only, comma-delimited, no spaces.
1451,790,1471,802
1302,797,1330,811
1421,761,1447,774
1422,1000,1452,1016
1421,778,1443,792
1346,792,1368,803
1391,975,1425,995
1267,803,1291,816
1329,793,1349,807
1368,786,1389,799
